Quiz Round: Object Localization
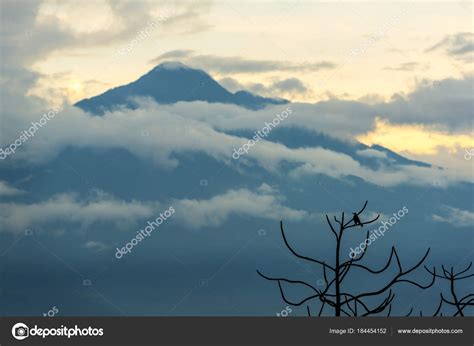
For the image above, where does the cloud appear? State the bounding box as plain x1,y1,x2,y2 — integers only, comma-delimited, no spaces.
0,49,472,189
383,62,426,71
1,0,216,126
83,240,107,252
357,94,386,105
378,75,474,130
426,32,473,62
273,78,308,93
0,191,157,233
0,89,472,188
30,72,112,104
356,149,388,160
0,0,213,93
0,181,25,197
1,0,69,68
174,184,309,228
151,50,337,74
155,49,194,60
0,184,312,233
218,74,474,133
219,77,309,98
218,77,246,92
432,206,474,228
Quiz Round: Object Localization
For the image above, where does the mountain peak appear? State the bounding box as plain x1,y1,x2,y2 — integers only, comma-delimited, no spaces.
75,62,288,115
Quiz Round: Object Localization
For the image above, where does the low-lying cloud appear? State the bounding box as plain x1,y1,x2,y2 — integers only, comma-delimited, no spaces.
0,191,157,232
219,77,309,99
174,184,309,229
432,206,474,228
0,181,25,197
0,93,471,188
0,185,311,233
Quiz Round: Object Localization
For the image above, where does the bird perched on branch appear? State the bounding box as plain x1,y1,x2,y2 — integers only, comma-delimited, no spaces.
352,213,363,227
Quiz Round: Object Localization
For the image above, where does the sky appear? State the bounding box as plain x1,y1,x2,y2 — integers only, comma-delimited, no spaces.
1,0,473,177
25,1,472,103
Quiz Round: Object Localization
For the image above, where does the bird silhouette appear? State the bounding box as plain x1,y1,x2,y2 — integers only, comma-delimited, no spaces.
352,213,363,227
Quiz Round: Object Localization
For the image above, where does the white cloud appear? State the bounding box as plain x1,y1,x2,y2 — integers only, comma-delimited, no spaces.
0,97,471,188
432,206,474,228
83,240,107,251
0,181,25,197
174,184,309,229
1,1,212,68
0,191,157,233
0,185,311,233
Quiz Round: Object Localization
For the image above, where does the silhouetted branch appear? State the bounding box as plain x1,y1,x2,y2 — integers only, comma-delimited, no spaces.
280,221,335,271
425,262,474,316
258,200,440,317
318,301,326,316
256,270,319,292
325,215,338,239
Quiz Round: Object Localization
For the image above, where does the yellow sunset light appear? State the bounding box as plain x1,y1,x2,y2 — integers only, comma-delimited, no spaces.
357,118,474,156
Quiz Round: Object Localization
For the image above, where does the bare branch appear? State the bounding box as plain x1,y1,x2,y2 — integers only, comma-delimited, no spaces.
454,262,472,278
425,263,474,316
345,249,434,303
258,200,446,317
276,281,321,307
356,200,368,215
280,221,335,271
318,301,326,316
341,246,395,275
455,273,474,280
256,270,319,292
325,215,338,239
433,294,444,317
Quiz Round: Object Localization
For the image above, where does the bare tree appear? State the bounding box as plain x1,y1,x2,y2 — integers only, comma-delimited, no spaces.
257,201,436,316
423,263,474,316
